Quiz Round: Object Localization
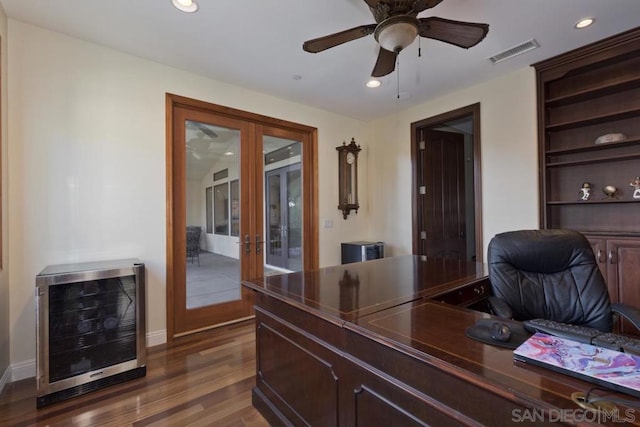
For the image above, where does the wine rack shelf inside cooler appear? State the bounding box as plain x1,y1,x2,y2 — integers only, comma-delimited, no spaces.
36,259,146,407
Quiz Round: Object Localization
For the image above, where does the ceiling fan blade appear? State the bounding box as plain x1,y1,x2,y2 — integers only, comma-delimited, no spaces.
195,123,218,139
362,0,383,7
409,0,445,14
371,47,397,77
418,17,489,48
303,24,377,53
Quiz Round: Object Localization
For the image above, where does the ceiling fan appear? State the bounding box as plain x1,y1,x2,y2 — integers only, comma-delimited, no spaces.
302,0,489,77
186,122,219,160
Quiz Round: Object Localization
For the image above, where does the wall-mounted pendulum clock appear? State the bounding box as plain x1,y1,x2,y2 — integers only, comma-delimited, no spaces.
336,138,361,219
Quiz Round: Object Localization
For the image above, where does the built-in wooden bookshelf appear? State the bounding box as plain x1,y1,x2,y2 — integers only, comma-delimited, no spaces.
534,27,640,334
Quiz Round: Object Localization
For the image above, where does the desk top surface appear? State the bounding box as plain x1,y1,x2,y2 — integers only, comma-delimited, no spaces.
242,255,488,321
349,300,640,421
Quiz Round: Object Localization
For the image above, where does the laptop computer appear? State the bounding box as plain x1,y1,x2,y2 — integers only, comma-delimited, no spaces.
514,332,640,398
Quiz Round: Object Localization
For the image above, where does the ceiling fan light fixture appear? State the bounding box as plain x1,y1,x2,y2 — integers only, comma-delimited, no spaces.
172,0,198,13
375,16,419,53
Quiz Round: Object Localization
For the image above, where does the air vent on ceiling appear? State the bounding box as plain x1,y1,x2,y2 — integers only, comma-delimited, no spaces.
488,39,540,64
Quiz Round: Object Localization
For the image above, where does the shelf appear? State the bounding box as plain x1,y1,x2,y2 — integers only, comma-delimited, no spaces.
50,331,137,357
546,199,640,205
546,136,640,155
546,77,640,107
545,152,640,167
580,231,640,238
545,108,640,132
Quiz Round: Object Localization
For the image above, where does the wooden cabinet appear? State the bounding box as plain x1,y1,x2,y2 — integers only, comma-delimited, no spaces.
535,27,640,316
588,236,640,335
586,235,640,302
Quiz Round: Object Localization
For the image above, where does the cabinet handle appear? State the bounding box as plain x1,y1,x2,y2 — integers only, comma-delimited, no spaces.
608,250,617,264
596,249,604,263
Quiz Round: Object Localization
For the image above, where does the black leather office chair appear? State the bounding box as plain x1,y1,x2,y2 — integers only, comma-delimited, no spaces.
487,229,640,332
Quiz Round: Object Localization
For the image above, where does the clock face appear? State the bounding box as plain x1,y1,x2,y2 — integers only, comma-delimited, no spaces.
346,152,355,165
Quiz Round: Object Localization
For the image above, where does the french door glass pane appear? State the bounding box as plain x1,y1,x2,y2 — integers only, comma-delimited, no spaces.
185,120,241,309
263,136,303,275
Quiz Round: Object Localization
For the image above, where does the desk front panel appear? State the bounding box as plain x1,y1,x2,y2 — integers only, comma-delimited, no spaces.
252,291,477,426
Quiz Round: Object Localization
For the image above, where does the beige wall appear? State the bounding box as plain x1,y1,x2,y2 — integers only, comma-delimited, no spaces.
367,67,539,259
7,20,371,372
0,1,8,389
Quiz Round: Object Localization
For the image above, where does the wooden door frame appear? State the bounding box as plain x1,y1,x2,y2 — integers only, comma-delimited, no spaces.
410,103,483,262
165,93,319,341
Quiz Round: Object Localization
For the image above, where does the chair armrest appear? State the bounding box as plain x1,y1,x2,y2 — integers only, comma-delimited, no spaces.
612,303,640,332
487,296,513,319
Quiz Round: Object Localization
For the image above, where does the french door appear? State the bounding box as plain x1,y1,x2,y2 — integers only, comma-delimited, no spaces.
166,94,318,339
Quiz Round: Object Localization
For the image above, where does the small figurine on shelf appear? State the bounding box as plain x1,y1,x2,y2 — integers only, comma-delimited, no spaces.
630,177,640,199
602,185,620,199
579,182,591,201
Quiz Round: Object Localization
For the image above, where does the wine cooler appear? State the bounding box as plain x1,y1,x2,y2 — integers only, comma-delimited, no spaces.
36,259,146,407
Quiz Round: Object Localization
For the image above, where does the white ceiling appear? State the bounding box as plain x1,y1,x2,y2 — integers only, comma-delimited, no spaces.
1,0,640,121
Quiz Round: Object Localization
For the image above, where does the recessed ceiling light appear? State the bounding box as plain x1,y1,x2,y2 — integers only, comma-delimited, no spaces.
575,17,594,29
172,0,198,13
366,79,381,88
224,151,234,156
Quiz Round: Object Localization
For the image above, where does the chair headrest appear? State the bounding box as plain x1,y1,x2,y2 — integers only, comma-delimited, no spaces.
488,229,594,273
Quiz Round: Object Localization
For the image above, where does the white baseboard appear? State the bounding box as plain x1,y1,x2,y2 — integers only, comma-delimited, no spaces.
11,358,36,382
147,329,167,347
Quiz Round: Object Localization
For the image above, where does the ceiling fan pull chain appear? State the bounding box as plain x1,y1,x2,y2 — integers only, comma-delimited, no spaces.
418,37,422,57
397,55,400,99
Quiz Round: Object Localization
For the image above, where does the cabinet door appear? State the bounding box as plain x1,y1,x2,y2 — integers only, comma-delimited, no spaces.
585,236,609,296
607,238,640,335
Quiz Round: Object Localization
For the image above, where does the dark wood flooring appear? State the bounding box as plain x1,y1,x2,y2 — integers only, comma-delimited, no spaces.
0,320,269,426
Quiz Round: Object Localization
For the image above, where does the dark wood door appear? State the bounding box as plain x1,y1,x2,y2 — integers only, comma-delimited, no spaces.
422,130,466,260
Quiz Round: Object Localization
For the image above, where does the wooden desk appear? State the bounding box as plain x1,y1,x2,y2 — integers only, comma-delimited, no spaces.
242,255,639,426
245,255,489,320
